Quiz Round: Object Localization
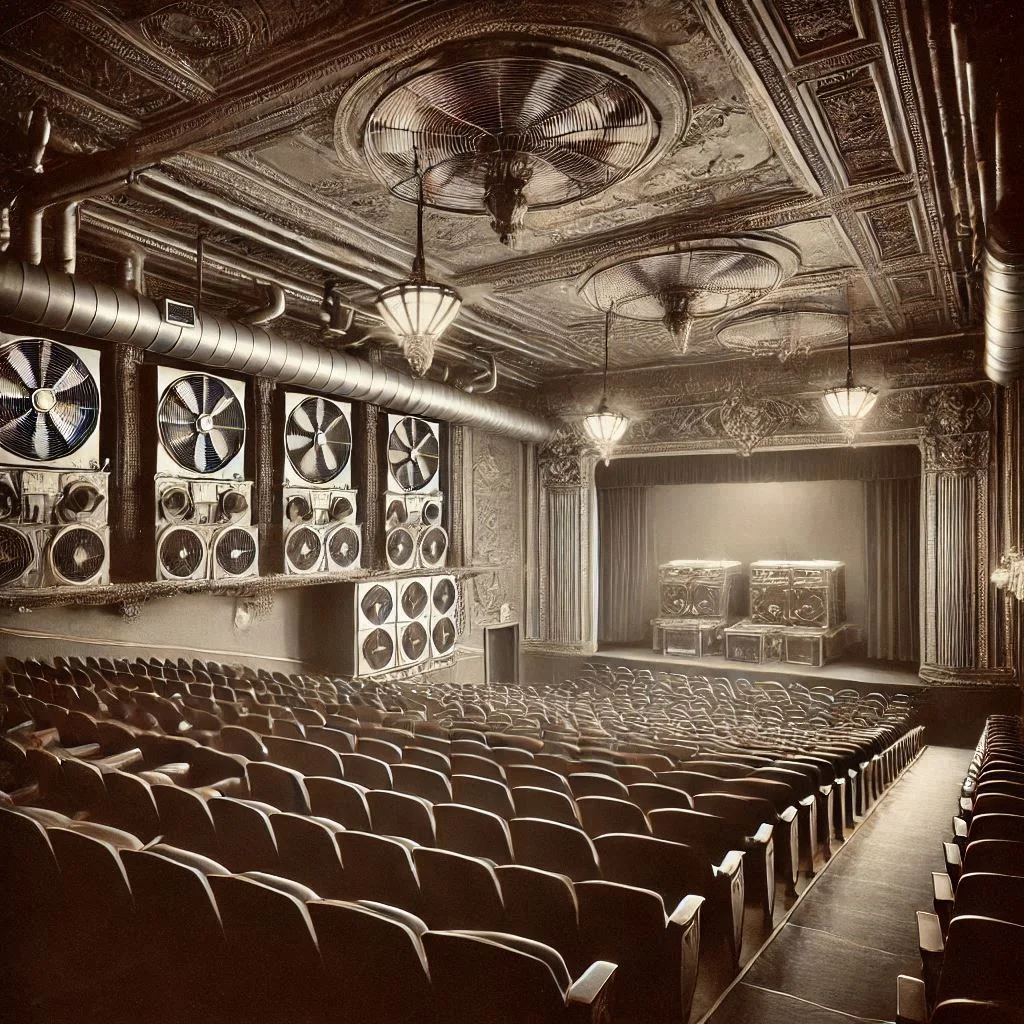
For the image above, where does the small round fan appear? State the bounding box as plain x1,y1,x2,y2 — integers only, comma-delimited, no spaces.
0,478,19,521
158,373,245,475
286,397,352,483
432,616,457,655
0,338,100,462
286,494,314,523
361,584,394,625
49,525,106,584
285,525,323,573
418,526,448,569
362,627,395,671
401,580,429,619
401,621,428,660
0,524,33,585
432,576,456,615
215,528,257,577
388,417,440,492
326,525,360,569
386,526,416,568
159,528,206,579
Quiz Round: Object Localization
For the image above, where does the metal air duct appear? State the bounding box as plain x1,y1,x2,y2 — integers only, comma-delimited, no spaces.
984,198,1024,385
0,257,554,443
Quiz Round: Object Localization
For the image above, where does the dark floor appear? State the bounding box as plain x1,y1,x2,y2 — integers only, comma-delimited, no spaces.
700,745,971,1024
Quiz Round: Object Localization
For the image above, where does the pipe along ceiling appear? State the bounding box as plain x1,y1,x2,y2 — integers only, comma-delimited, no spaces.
0,257,555,443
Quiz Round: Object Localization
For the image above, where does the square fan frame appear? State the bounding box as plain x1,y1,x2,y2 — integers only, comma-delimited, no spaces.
46,524,110,587
155,366,247,481
324,523,362,573
356,579,398,629
0,338,102,470
282,523,329,576
357,624,399,675
5,468,109,528
282,392,354,489
429,573,460,658
396,576,433,624
396,619,431,667
384,413,442,495
156,478,254,529
155,525,211,582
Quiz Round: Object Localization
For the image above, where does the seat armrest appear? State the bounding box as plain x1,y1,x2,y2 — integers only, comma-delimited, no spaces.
952,816,968,840
896,975,927,1024
942,841,961,885
958,796,972,816
566,960,617,1007
779,805,798,825
714,850,744,878
97,748,144,770
65,743,101,758
668,893,704,929
750,822,774,845
916,911,944,954
799,794,816,807
818,783,833,796
9,782,40,805
931,871,954,933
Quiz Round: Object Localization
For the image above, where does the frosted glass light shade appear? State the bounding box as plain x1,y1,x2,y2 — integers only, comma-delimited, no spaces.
375,280,462,376
822,383,879,439
582,407,629,465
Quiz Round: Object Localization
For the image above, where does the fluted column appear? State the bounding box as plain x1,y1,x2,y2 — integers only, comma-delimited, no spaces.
355,401,383,570
446,424,465,568
920,431,997,681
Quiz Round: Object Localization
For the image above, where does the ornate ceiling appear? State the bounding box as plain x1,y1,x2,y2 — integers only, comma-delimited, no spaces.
0,1,986,391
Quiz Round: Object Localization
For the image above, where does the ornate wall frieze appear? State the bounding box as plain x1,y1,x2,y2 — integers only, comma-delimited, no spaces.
538,428,587,489
925,386,994,438
922,432,991,473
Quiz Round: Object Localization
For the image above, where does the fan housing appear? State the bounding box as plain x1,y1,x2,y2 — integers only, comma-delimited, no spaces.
0,338,101,469
283,394,353,487
386,414,441,493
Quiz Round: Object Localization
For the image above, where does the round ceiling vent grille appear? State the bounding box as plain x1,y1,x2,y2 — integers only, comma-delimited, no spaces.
579,237,801,355
716,309,849,362
363,54,662,246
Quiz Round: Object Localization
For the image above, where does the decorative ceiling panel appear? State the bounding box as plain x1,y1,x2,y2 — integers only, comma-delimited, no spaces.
0,0,976,388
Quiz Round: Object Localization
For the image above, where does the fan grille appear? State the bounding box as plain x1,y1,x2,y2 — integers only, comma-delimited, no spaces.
0,339,100,463
388,416,440,492
159,528,206,579
401,621,429,660
418,526,448,568
285,397,352,484
580,241,801,322
158,373,245,475
0,525,33,585
326,525,360,568
432,577,456,615
361,584,394,625
432,616,457,654
50,526,105,584
362,627,395,670
215,528,257,576
285,526,323,573
386,526,416,568
364,57,658,214
401,580,429,619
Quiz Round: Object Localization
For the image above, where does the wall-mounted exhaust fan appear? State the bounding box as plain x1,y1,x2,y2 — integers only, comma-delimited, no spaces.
157,371,246,477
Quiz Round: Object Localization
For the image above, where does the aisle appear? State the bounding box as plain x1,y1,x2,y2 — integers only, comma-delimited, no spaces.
702,746,971,1024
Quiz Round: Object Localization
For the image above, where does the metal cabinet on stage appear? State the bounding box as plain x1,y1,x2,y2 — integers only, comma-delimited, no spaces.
749,560,846,629
652,560,741,658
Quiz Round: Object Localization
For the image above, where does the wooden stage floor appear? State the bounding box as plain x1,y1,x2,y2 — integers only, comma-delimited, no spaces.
595,644,924,691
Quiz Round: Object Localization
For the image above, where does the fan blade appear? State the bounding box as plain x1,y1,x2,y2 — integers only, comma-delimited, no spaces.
322,411,350,442
2,345,40,392
298,445,325,480
0,409,34,449
209,389,236,419
207,429,230,465
0,374,32,402
48,401,86,445
172,377,202,416
286,432,315,454
200,375,211,416
49,359,89,396
289,402,316,436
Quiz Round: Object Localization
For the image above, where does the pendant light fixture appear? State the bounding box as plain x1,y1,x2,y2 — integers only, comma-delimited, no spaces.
582,307,629,465
822,307,878,442
375,152,461,377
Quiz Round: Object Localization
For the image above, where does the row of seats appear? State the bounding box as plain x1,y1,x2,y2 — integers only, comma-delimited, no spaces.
897,715,1024,1024
1,806,620,1024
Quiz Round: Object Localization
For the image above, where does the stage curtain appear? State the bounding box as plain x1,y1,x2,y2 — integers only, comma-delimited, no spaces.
864,476,920,662
597,445,920,489
597,486,655,644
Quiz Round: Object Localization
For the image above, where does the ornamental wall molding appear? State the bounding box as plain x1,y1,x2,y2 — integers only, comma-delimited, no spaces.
922,432,991,474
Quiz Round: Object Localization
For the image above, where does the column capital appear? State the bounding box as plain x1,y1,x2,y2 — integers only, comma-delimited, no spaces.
922,431,990,473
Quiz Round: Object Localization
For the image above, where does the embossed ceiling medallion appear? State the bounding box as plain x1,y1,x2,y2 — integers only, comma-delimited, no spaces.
716,309,847,362
338,35,688,247
578,236,801,356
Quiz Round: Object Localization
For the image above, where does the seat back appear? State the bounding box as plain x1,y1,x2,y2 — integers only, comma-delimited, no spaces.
968,813,1024,843
335,830,421,912
649,807,736,860
271,813,346,898
340,753,393,789
308,899,431,1024
495,864,583,975
393,762,452,804
153,784,220,858
595,833,711,907
209,797,280,872
305,776,371,830
367,789,437,846
452,774,516,819
512,786,581,826
628,782,694,813
962,839,1024,878
568,772,629,800
506,764,573,797
451,753,506,782
953,872,1024,927
510,817,600,882
247,761,311,814
435,802,514,864
265,736,343,778
577,795,651,838
414,847,505,931
937,916,1024,1004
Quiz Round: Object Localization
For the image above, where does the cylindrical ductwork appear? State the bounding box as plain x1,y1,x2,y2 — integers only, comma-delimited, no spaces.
984,202,1024,385
0,257,555,442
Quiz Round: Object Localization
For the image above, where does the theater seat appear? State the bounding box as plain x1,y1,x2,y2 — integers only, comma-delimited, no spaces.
423,929,617,1024
510,817,601,882
414,847,505,931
